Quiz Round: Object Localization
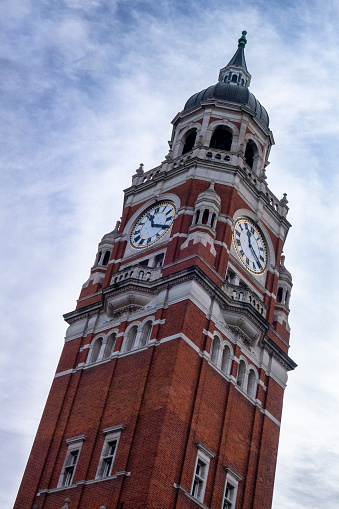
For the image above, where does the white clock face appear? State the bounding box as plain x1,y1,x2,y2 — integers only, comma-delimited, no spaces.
130,201,176,250
233,217,268,275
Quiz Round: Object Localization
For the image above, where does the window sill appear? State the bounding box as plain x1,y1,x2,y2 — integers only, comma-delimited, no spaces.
37,471,130,495
173,483,210,509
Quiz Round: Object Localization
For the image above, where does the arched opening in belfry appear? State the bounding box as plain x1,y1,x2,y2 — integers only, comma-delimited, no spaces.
209,126,232,151
245,140,257,169
182,129,197,154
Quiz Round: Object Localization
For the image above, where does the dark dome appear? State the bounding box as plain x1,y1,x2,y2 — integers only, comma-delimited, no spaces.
183,82,269,128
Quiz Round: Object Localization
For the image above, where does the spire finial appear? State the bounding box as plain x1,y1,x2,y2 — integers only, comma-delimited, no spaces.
238,30,247,47
218,31,251,86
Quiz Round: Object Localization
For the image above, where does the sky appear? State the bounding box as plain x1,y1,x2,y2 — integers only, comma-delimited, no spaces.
1,0,339,507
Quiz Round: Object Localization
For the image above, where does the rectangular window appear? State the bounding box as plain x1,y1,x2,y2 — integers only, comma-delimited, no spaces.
63,450,79,486
222,467,242,509
102,439,117,477
58,435,86,488
223,481,235,509
192,458,207,500
96,425,124,479
191,443,214,503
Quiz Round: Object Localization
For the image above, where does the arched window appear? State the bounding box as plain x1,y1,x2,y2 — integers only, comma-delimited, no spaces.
245,140,257,169
103,333,116,359
210,126,232,151
221,345,231,374
202,209,209,225
211,213,216,229
236,360,246,389
182,129,197,155
91,337,103,363
195,210,200,225
232,74,238,82
140,321,152,347
277,287,283,303
247,369,257,398
211,337,221,365
125,325,138,352
102,250,111,265
96,251,102,265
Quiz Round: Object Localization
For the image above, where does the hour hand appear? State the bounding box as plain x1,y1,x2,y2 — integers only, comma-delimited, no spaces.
147,214,155,227
152,223,169,229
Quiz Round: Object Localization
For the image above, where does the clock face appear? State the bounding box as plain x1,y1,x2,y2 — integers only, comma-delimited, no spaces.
130,201,176,250
232,217,268,275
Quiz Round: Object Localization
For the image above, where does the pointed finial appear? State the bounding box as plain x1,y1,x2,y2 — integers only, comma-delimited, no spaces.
238,30,247,47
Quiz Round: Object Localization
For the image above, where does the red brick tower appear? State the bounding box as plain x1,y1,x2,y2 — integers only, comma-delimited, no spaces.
15,31,296,509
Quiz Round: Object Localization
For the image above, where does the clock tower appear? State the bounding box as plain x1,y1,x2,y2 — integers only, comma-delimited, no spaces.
15,32,296,509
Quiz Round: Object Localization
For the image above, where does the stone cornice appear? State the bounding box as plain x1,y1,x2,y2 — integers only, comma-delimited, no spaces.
62,265,295,371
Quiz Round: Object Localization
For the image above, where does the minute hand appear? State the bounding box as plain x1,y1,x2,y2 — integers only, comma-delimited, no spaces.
250,245,258,259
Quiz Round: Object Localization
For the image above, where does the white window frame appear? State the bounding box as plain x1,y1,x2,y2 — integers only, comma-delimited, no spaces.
191,443,215,503
96,425,124,479
58,435,86,488
222,467,242,509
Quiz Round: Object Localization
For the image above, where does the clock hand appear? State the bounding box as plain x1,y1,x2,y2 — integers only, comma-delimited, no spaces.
152,223,169,229
146,213,155,227
250,245,258,259
247,230,252,248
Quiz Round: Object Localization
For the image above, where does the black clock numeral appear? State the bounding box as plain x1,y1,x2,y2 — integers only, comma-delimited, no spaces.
260,255,265,262
237,239,241,247
250,227,254,234
134,235,141,243
257,260,262,269
245,256,250,265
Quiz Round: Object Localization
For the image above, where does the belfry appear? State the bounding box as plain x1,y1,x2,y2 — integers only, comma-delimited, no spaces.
15,32,296,509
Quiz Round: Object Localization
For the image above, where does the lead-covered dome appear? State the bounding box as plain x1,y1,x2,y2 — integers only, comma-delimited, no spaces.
184,82,269,127
183,31,269,128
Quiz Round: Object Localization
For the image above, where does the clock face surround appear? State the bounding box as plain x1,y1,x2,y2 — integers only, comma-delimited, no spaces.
129,200,176,250
232,217,268,275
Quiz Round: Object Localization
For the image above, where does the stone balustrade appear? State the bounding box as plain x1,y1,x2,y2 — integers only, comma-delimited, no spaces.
111,265,162,285
223,281,267,318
